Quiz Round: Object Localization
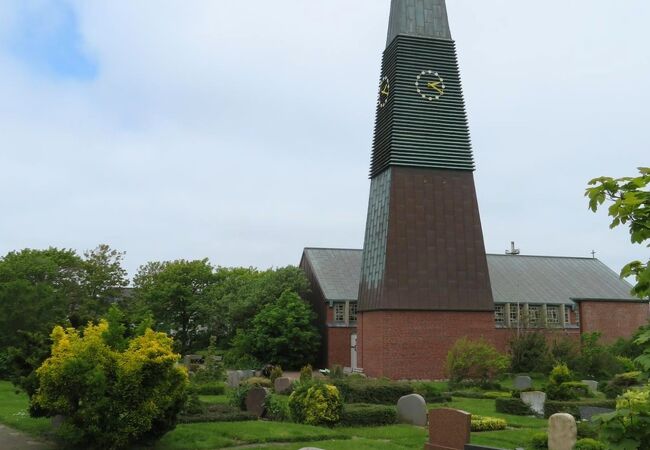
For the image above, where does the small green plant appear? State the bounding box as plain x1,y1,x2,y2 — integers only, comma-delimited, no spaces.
574,438,607,450
229,384,253,410
330,365,344,380
269,365,283,384
300,364,313,382
530,432,548,449
242,376,273,388
265,394,290,422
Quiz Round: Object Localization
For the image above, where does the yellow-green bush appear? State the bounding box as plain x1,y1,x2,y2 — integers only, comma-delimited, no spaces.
32,321,188,449
470,415,507,432
242,376,273,388
288,381,342,426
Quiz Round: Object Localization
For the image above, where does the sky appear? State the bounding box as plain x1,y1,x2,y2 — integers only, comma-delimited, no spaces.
0,0,647,280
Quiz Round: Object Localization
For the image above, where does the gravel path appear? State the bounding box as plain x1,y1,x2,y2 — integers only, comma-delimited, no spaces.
0,424,53,450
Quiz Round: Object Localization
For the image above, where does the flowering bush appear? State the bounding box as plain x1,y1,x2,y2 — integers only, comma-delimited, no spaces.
31,321,188,449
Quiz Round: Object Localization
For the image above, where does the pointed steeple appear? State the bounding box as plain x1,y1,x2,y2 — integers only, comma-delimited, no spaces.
386,0,451,46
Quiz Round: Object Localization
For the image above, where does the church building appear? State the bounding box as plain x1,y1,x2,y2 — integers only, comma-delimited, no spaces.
299,0,648,380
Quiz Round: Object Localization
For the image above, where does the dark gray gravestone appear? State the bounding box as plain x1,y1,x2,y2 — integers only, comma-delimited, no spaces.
274,377,292,394
579,406,615,421
245,387,269,417
514,375,533,390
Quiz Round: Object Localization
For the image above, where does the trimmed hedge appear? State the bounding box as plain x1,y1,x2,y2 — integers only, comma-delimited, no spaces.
193,381,226,395
178,404,256,423
495,397,533,416
411,382,453,403
339,403,397,427
452,391,510,400
470,415,507,432
530,432,548,450
544,399,616,419
574,438,607,450
332,379,413,404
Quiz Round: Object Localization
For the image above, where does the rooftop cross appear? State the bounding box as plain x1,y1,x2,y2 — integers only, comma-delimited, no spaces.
386,0,452,47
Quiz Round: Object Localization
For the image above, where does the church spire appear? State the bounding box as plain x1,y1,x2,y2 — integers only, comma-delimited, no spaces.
386,0,451,46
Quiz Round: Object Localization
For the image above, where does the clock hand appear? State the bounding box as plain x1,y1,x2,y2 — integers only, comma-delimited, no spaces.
427,81,444,95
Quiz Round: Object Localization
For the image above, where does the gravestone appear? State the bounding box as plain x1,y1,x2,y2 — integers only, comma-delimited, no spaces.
514,375,532,390
245,387,269,417
579,406,615,421
397,394,428,427
581,380,598,393
548,413,577,450
425,408,471,450
520,391,546,416
274,377,293,394
227,371,240,388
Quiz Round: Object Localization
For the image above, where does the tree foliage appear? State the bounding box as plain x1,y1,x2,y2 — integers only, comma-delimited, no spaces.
445,337,509,385
586,167,650,298
231,290,320,369
32,320,188,449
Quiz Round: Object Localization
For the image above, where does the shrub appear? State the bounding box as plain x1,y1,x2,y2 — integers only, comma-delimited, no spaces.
577,421,599,439
31,322,188,450
269,365,283,384
193,381,226,395
300,364,313,382
452,390,510,399
595,386,650,449
242,377,273,388
470,415,507,432
330,365,344,380
576,332,624,380
510,332,551,374
265,394,290,421
0,350,9,379
333,379,414,404
339,404,397,427
495,397,532,416
288,381,342,426
550,337,580,370
602,371,642,399
544,399,616,419
616,356,637,372
191,336,224,384
574,438,607,450
545,364,585,401
530,432,548,449
178,403,256,423
445,338,509,386
549,363,573,385
181,390,204,415
412,382,453,402
222,351,261,370
229,384,253,410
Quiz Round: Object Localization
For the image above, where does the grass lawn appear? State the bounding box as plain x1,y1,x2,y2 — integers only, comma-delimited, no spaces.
0,380,545,449
0,381,50,437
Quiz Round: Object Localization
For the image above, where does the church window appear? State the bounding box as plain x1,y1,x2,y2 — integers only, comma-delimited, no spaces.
564,307,570,325
575,308,580,325
509,304,519,325
349,303,358,323
529,305,540,325
494,304,505,325
334,303,345,322
547,305,560,325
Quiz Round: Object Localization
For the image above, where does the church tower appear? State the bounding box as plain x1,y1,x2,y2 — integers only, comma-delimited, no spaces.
357,0,495,379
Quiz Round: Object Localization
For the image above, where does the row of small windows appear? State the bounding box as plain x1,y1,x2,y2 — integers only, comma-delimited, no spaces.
494,303,578,328
334,302,358,324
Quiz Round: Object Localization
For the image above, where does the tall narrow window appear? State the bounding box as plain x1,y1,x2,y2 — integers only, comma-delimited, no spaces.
495,304,505,325
349,303,358,323
547,305,560,325
509,304,519,325
334,303,345,322
529,305,540,325
564,307,570,325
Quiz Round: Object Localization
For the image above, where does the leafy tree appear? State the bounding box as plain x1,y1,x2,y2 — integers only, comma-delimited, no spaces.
133,259,218,353
82,244,129,312
32,321,188,449
445,337,509,386
231,290,320,369
586,167,649,298
509,332,551,373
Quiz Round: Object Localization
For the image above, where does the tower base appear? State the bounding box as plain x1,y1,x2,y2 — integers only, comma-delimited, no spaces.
358,310,495,379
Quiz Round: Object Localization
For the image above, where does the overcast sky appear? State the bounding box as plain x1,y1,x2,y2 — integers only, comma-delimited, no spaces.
0,0,647,279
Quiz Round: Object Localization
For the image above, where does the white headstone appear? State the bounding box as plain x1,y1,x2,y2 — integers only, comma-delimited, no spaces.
227,371,240,388
548,413,577,450
521,391,546,416
396,393,428,427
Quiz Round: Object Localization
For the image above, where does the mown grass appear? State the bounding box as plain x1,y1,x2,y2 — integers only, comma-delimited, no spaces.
1,379,545,450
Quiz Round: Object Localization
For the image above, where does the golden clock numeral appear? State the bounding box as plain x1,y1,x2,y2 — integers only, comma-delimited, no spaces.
381,87,389,96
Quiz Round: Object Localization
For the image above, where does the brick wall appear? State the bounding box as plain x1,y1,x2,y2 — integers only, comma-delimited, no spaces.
579,301,649,344
327,327,354,368
358,310,496,379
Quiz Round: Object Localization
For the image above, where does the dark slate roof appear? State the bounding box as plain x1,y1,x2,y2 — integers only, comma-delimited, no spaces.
302,248,363,301
301,248,637,305
386,0,451,46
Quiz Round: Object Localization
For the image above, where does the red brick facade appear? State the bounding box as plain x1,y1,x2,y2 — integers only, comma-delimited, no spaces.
579,301,650,344
357,310,496,379
327,327,355,368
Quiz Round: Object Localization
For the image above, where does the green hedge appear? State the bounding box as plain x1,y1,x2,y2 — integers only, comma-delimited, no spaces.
602,371,643,399
544,399,616,419
178,404,256,423
471,415,507,432
574,438,607,450
332,379,413,404
339,404,397,427
495,397,532,416
411,382,452,403
452,390,510,399
193,381,226,395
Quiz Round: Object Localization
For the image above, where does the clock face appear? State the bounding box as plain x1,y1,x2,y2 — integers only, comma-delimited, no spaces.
415,70,445,101
378,76,390,108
